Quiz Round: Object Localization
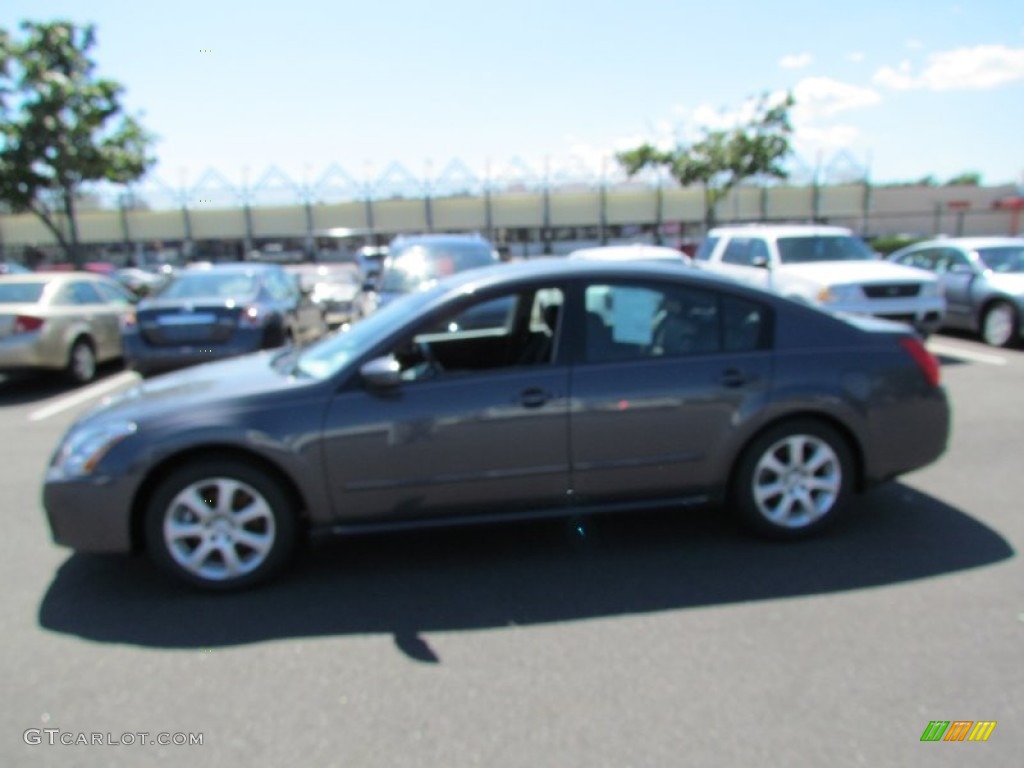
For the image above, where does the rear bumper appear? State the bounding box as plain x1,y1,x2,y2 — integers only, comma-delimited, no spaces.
0,332,64,371
124,329,264,375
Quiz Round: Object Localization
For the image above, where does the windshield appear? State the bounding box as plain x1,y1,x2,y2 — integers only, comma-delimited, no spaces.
977,245,1024,274
378,242,496,293
292,287,442,379
777,236,875,264
156,271,260,300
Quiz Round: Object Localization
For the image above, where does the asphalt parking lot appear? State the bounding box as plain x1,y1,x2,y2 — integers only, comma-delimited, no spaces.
1,331,1021,768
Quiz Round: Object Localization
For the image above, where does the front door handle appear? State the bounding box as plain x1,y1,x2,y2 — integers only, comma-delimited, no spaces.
719,368,749,388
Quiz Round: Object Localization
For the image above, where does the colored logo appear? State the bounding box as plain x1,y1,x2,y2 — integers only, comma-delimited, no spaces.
920,721,996,742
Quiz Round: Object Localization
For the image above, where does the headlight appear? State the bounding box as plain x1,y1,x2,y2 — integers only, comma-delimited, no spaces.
817,284,862,303
920,282,943,298
51,421,137,476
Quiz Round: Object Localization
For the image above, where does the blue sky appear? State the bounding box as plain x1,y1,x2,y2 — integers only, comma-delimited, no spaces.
4,0,1024,190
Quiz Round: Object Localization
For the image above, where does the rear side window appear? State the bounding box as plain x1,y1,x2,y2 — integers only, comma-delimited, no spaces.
723,295,770,352
694,237,719,261
0,282,46,303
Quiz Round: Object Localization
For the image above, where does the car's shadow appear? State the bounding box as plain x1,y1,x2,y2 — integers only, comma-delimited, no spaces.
0,362,126,406
38,483,1012,662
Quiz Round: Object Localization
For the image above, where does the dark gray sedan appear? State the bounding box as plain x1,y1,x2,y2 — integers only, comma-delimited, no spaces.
43,259,949,590
889,237,1024,347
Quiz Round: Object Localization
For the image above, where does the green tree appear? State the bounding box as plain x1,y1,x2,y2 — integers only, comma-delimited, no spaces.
617,92,795,229
945,171,981,186
0,20,156,268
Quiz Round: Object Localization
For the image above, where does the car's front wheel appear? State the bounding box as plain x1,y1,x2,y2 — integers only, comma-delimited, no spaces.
981,301,1018,348
731,420,854,538
144,460,299,590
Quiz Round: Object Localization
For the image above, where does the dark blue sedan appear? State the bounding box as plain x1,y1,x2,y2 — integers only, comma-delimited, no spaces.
123,262,326,376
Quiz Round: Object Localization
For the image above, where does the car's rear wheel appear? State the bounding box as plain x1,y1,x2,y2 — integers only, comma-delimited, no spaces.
981,301,1018,348
66,338,97,384
144,460,299,590
731,420,854,538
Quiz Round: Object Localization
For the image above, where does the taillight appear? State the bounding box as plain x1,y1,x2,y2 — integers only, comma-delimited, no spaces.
899,337,940,387
239,306,263,327
120,311,137,330
13,315,44,334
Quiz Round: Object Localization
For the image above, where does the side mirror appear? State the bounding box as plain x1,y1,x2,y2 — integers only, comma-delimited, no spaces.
751,255,769,269
360,355,402,389
949,263,974,276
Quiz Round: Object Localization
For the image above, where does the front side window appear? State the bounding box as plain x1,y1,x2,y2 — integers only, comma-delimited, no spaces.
394,286,563,381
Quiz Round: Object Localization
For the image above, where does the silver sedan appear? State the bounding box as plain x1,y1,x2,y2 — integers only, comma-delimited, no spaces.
890,237,1024,347
0,272,136,383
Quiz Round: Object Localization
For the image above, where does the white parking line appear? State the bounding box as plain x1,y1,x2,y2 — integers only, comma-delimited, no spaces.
28,371,140,422
926,341,1007,366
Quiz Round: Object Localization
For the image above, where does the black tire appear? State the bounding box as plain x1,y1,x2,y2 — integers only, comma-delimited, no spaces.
730,419,854,539
144,459,299,590
261,322,288,349
980,301,1019,348
66,338,97,384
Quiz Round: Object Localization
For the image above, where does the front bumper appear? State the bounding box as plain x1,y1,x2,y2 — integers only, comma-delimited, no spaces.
43,469,137,552
830,297,946,335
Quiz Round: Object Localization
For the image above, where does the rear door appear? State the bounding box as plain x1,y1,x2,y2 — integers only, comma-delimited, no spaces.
569,279,773,504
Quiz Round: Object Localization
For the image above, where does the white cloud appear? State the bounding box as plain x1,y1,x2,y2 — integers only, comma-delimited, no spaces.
874,44,1024,90
779,53,813,69
791,77,882,120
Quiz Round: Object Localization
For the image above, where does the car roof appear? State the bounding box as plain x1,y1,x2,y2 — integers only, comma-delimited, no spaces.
390,233,490,246
0,271,114,285
567,244,688,261
429,256,755,298
708,224,854,238
907,236,1024,250
182,262,279,273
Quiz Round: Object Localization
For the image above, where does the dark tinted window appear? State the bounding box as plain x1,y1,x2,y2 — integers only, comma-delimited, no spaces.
777,235,874,263
977,245,1024,273
380,240,497,293
70,281,104,305
694,237,719,261
721,238,754,266
0,282,46,303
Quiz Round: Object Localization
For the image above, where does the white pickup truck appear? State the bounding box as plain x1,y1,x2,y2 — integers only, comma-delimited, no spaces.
694,224,945,336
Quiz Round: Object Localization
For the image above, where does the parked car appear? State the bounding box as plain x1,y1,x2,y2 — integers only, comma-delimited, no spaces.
122,262,327,376
0,272,136,384
888,237,1024,347
115,267,170,298
360,233,499,316
284,263,362,328
0,260,31,275
43,259,949,590
695,225,945,337
568,244,694,265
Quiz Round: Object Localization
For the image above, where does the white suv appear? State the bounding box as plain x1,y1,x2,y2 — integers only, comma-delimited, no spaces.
695,225,945,336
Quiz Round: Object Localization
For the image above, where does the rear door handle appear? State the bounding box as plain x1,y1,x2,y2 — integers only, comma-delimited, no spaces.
519,388,551,408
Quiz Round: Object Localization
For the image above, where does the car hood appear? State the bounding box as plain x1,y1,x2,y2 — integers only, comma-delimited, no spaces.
84,352,308,424
778,260,934,285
